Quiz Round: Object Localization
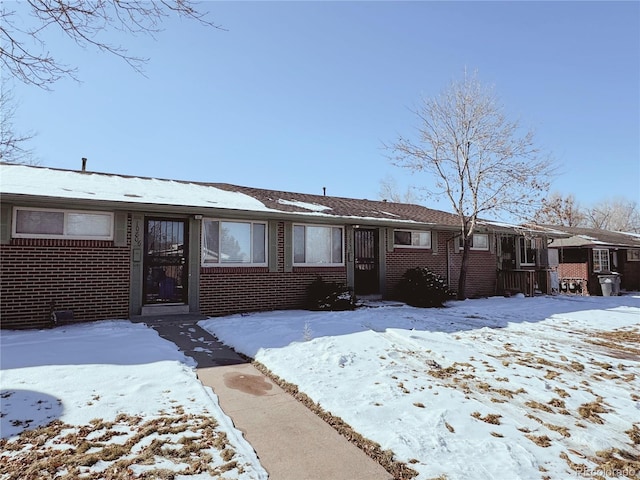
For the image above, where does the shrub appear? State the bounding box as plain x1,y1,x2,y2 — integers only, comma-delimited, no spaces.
395,267,452,308
306,277,357,311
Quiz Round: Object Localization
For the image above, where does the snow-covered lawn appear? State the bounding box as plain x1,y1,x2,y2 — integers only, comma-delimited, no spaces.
200,295,640,480
0,321,267,480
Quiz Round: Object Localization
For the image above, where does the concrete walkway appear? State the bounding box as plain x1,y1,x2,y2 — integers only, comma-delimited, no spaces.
143,315,392,480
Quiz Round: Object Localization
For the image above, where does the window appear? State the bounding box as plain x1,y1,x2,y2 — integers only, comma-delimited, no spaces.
12,207,113,240
593,249,610,272
519,237,537,265
202,219,266,265
459,234,490,251
627,249,640,262
394,230,431,249
293,224,343,266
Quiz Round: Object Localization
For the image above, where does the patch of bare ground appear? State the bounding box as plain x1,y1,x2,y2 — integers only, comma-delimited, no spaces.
584,328,640,360
525,434,552,447
627,425,640,445
252,361,419,480
577,398,610,424
561,449,640,480
470,412,502,425
0,410,241,480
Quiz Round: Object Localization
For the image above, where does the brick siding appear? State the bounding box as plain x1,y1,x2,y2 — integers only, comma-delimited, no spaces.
199,222,347,316
385,230,498,299
1,238,130,329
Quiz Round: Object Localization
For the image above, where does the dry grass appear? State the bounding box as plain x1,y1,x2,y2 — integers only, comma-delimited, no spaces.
548,398,566,409
0,411,240,480
593,448,640,478
525,400,554,413
626,425,640,445
471,412,502,425
577,399,609,424
545,423,571,438
525,434,552,447
544,370,561,380
585,329,640,359
428,366,459,379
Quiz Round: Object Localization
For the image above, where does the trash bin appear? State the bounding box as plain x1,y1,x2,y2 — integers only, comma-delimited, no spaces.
612,273,621,295
598,275,615,296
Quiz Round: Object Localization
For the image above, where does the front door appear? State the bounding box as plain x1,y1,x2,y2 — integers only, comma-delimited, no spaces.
354,229,379,295
143,218,188,304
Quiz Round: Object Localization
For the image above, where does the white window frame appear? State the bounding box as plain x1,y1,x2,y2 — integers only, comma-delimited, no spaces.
393,229,432,249
201,218,268,267
593,248,610,272
459,233,490,251
519,237,536,266
293,224,344,267
12,207,114,240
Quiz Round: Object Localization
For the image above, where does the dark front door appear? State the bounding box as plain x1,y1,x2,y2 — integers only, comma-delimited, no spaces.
144,218,188,304
354,229,379,295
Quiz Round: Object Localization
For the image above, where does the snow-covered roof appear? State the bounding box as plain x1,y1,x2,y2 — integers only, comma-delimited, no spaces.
539,225,640,249
0,163,517,231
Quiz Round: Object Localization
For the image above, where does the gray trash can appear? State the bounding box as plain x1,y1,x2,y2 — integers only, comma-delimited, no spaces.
612,274,621,295
598,275,614,296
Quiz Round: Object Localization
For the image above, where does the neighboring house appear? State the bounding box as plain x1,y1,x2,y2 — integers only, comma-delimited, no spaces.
541,226,640,295
1,163,553,329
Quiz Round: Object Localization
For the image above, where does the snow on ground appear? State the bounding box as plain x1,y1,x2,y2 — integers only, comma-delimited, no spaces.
0,321,267,479
200,295,640,480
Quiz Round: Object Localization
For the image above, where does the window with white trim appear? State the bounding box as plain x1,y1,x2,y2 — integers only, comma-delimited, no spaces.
394,230,431,249
202,219,267,265
293,224,343,266
459,234,490,251
593,249,610,272
519,237,537,265
12,207,113,240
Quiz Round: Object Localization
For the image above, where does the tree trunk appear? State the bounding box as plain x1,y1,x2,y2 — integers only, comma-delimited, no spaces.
457,239,472,300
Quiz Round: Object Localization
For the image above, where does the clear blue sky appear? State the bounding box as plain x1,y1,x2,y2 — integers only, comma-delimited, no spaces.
9,1,640,218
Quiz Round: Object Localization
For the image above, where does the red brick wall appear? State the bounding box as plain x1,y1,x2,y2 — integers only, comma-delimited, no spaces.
385,231,452,297
448,245,498,298
385,231,498,299
1,238,130,329
557,262,589,280
199,222,347,316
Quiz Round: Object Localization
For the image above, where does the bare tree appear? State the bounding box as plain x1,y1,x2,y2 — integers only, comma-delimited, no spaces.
1,1,221,89
586,197,640,233
378,175,419,204
387,71,554,299
532,192,585,227
0,78,36,164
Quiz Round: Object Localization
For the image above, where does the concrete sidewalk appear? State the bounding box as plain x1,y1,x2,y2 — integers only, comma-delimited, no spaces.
144,316,392,480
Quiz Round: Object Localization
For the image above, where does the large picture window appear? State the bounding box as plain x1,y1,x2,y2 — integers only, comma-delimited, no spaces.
293,224,343,266
593,249,610,272
12,207,113,240
394,230,431,249
202,219,267,265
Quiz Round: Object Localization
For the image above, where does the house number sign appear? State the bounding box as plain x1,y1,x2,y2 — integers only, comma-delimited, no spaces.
132,217,143,248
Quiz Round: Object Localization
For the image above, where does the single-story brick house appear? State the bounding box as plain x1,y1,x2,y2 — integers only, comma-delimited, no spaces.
541,225,640,295
1,163,557,329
